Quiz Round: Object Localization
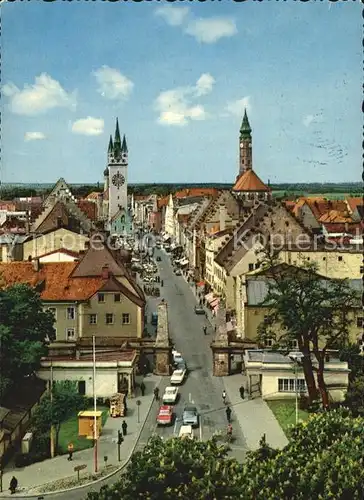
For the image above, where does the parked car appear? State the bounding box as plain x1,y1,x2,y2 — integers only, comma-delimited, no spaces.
175,269,182,276
194,305,205,315
163,386,179,404
156,405,174,426
170,369,186,385
151,312,158,326
156,256,162,261
182,405,199,427
176,361,187,372
173,354,185,367
179,424,194,439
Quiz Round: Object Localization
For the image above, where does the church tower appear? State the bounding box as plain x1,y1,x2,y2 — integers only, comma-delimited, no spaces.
239,109,252,175
108,119,128,221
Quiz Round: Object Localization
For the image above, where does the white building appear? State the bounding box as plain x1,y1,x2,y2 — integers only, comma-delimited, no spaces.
243,350,349,402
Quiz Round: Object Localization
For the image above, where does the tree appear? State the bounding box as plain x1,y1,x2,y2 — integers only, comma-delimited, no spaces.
86,435,243,500
256,255,359,407
86,410,364,500
339,343,364,380
31,380,86,453
0,284,55,399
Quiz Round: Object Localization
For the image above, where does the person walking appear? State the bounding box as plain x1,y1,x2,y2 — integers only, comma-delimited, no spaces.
222,390,227,405
226,423,233,442
122,420,128,436
239,385,245,399
226,406,232,423
154,387,159,401
140,381,146,396
203,326,207,335
9,476,18,495
161,279,164,287
67,442,74,461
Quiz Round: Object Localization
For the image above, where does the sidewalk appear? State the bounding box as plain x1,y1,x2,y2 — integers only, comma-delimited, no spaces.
222,374,288,451
0,375,161,496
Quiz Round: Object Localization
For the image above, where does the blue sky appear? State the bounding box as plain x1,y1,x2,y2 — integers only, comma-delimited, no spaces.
1,1,361,185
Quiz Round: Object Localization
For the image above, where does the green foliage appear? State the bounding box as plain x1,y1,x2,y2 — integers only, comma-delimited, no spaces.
86,410,364,500
344,376,364,417
32,380,86,453
339,343,364,380
86,435,243,500
0,284,55,398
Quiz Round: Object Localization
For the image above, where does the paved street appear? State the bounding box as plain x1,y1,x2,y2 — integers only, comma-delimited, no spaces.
137,249,247,462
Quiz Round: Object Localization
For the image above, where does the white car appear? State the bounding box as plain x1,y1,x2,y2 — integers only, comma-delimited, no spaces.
179,425,194,440
163,386,179,404
170,369,186,385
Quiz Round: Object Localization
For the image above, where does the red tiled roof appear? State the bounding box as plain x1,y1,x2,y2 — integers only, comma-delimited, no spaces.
318,210,352,223
86,192,102,200
304,198,347,221
0,262,104,301
78,200,97,221
232,170,270,192
157,188,219,210
346,197,363,214
322,222,363,235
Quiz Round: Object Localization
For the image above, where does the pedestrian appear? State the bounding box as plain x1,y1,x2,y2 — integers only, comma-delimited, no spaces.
161,279,164,287
203,326,207,335
9,476,18,495
226,406,232,423
154,387,159,400
222,390,227,404
67,442,74,461
239,385,245,399
122,420,128,436
140,381,146,396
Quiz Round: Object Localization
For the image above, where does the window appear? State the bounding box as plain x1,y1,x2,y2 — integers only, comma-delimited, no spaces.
47,307,57,320
248,263,254,271
338,256,343,262
122,313,130,325
89,314,97,325
278,378,306,393
66,307,75,320
255,263,260,270
289,339,299,349
323,257,326,261
114,293,121,302
357,317,363,328
66,328,75,340
360,266,363,274
78,381,86,395
106,313,114,325
264,338,274,347
98,293,105,303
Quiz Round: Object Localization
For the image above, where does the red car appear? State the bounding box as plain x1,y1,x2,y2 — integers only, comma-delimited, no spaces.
156,405,173,426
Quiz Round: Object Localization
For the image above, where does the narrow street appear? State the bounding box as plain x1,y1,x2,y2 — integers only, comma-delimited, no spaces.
137,249,247,462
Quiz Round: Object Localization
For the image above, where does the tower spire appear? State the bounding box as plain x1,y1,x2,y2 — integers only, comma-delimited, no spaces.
239,109,252,175
121,134,128,153
114,118,121,156
240,109,252,139
108,135,113,153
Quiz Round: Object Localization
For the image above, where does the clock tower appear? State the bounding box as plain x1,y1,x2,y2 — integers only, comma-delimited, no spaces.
239,109,252,175
108,118,128,221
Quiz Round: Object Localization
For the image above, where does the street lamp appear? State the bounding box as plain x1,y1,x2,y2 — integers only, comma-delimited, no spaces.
288,351,304,425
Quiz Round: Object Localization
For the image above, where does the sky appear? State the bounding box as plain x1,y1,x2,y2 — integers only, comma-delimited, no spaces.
0,1,361,185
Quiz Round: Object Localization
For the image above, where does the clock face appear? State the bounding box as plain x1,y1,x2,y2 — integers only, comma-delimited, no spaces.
112,172,125,188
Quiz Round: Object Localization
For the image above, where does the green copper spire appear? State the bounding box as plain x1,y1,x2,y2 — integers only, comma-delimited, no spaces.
240,109,252,139
108,135,113,153
121,134,128,153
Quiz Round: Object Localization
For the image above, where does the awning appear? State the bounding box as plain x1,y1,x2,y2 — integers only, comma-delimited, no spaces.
210,298,220,308
197,281,205,287
205,292,214,302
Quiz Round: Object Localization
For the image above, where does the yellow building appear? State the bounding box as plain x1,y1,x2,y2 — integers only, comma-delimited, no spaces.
0,240,145,342
22,227,89,261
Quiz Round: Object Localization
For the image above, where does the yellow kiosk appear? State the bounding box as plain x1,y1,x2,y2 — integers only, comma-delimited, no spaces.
78,410,102,439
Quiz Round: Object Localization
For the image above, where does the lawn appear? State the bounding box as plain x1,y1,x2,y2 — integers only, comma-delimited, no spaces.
57,406,109,455
267,400,309,436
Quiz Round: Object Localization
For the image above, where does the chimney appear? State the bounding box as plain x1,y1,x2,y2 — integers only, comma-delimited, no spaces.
102,264,109,279
32,258,40,272
57,216,62,228
219,204,227,231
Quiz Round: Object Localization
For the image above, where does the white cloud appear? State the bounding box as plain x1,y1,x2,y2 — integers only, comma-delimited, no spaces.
185,17,237,44
225,96,251,117
71,117,104,136
24,132,46,142
155,5,189,26
94,66,133,100
155,74,214,126
2,73,76,115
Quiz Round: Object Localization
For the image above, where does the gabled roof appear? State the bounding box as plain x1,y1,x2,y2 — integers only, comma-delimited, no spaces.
37,248,80,259
110,207,127,223
43,178,75,207
232,170,270,192
98,274,144,307
345,197,363,215
86,191,102,200
71,241,127,278
304,198,347,221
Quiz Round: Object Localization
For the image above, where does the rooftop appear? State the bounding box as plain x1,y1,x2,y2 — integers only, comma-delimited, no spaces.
232,170,270,192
